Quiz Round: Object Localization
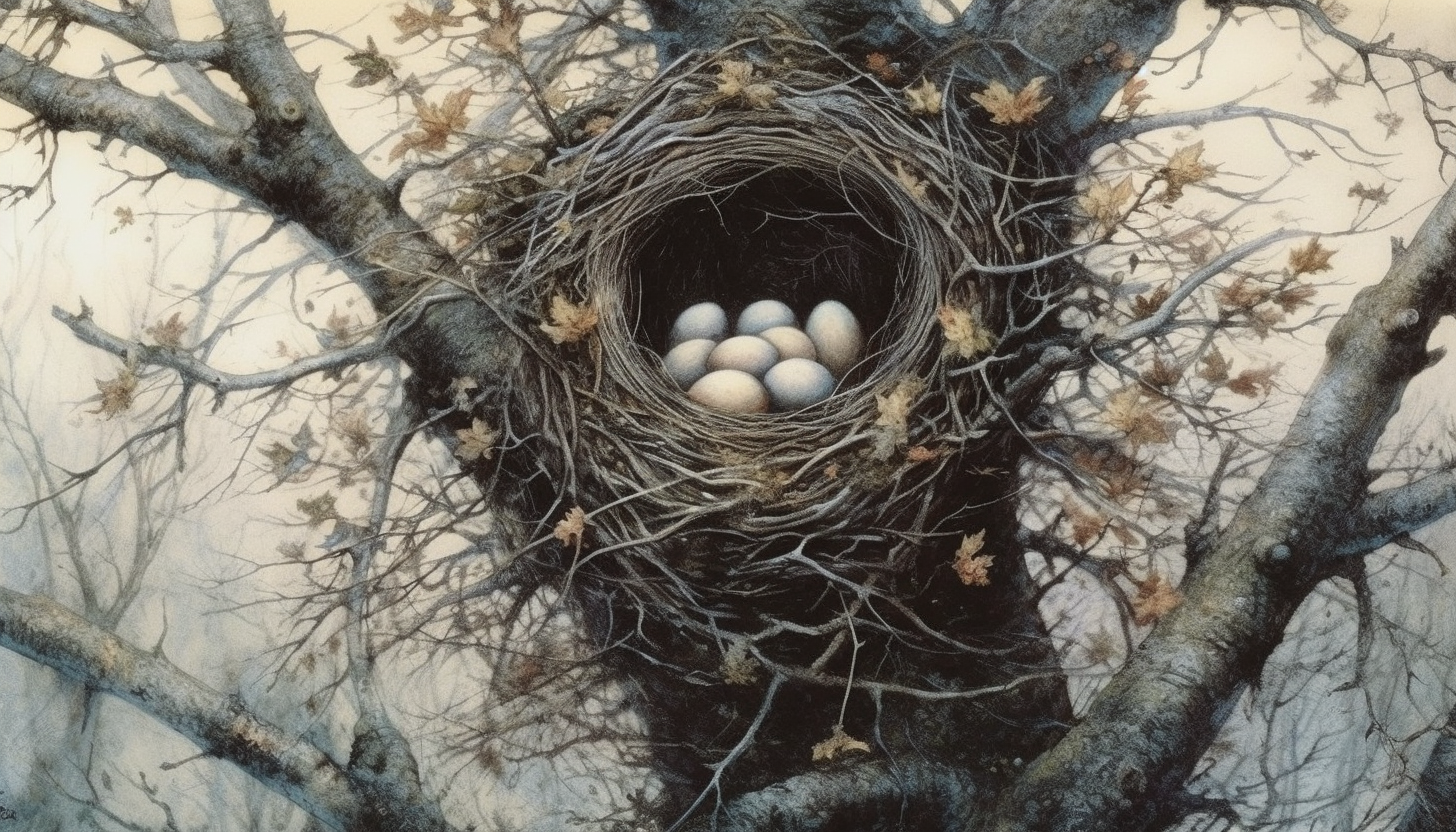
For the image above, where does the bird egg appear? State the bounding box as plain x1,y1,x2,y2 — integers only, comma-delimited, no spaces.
688,370,770,414
707,335,779,378
805,300,864,378
758,326,817,361
737,300,798,335
669,302,728,346
764,359,836,411
662,339,716,389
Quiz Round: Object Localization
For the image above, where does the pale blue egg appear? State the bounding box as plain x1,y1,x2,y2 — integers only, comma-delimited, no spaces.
669,302,728,346
764,358,836,411
662,339,716,389
737,300,798,335
707,335,779,378
688,370,770,413
805,301,863,378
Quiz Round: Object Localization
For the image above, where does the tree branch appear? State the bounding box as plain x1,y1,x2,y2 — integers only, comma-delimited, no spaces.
0,585,458,832
981,179,1456,831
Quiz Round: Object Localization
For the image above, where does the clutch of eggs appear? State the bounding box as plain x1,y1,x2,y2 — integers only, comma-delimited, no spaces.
661,300,863,414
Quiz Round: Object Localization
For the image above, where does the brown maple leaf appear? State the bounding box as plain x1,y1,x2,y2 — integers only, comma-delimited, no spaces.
296,492,339,527
345,36,396,87
969,76,1051,126
1119,77,1150,114
1102,387,1173,448
454,418,499,463
390,88,474,161
1287,237,1336,276
951,530,994,587
480,0,522,56
1374,111,1404,139
1078,175,1135,236
1063,498,1107,547
1226,365,1280,398
145,311,187,349
334,410,373,457
1197,347,1232,384
1308,77,1340,105
539,294,599,344
1141,356,1182,390
1131,573,1183,626
812,725,872,762
392,5,463,42
1158,141,1215,202
1131,283,1171,321
1274,283,1317,313
1217,277,1273,312
93,365,138,419
1348,182,1391,208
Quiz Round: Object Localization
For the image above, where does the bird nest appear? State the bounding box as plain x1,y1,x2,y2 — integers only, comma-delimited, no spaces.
473,41,1063,675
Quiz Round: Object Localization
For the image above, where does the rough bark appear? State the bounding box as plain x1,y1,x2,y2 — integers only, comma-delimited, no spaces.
0,586,456,832
980,182,1456,832
1401,711,1456,832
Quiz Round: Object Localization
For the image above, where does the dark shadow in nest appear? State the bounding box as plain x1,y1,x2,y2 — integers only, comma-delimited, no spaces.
626,166,903,369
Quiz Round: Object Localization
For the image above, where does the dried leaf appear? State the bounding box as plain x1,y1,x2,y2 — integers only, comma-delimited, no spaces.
1141,356,1182,389
1317,0,1350,23
145,311,187,349
1348,182,1391,207
1374,111,1403,139
93,365,138,418
1063,498,1107,547
454,418,498,463
334,410,373,457
1102,387,1173,448
480,0,522,56
1078,175,1135,236
1158,141,1214,202
1226,365,1280,398
553,506,589,553
392,5,462,41
1217,277,1272,312
113,206,134,228
1274,283,1317,313
1119,77,1150,114
296,493,338,527
812,725,872,762
1307,77,1340,105
345,36,395,87
1131,573,1183,626
539,294,599,344
952,530,994,586
969,76,1051,126
1131,283,1171,321
904,77,943,116
1197,347,1231,384
719,641,759,685
390,88,474,161
865,52,899,82
937,302,994,359
714,60,776,108
1287,237,1336,276
874,377,925,435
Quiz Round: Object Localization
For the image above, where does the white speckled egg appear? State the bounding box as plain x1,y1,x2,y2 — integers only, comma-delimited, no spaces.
805,300,864,378
662,339,716,389
669,302,728,346
764,359,836,411
688,370,770,414
758,326,818,362
707,335,779,378
736,300,798,335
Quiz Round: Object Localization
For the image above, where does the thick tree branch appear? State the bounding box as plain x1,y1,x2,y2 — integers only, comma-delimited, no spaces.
0,585,458,832
982,179,1456,831
681,760,982,832
1401,710,1456,832
1334,469,1456,559
50,0,229,67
